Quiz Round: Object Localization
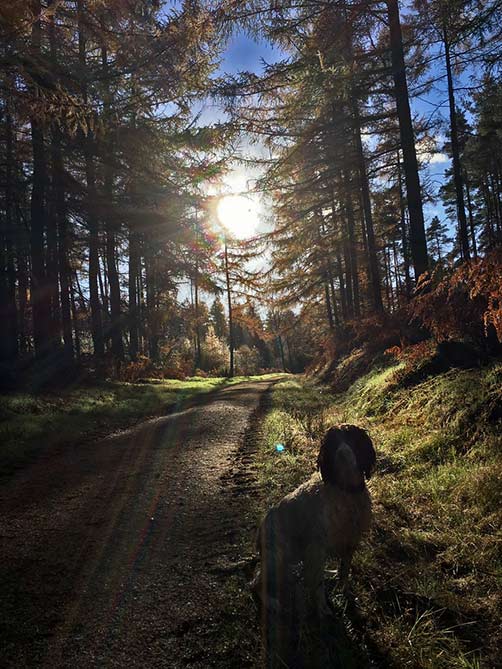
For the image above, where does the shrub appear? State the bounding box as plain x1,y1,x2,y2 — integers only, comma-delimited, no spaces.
120,356,157,382
200,327,228,374
235,345,261,375
411,250,502,349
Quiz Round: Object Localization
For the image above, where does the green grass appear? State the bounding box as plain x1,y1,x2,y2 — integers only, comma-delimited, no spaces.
0,373,283,477
254,363,502,668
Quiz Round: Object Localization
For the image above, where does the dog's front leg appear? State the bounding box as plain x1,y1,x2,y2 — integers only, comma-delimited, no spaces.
304,544,330,618
338,553,353,596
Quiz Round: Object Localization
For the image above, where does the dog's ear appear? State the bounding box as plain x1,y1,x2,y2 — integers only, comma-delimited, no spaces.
317,426,343,485
344,425,376,479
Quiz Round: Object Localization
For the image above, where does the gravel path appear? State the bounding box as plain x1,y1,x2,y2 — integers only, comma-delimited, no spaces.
0,380,273,668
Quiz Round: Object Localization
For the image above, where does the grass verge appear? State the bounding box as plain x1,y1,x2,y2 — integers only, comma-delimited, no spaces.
0,373,283,478
253,364,501,668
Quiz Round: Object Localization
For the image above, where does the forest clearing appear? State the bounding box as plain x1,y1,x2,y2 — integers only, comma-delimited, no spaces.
1,1,501,668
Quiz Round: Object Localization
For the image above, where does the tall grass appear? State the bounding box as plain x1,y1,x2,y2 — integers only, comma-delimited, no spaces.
256,363,501,668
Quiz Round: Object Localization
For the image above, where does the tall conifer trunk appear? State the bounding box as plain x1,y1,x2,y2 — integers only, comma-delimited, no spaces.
344,182,360,318
51,122,73,361
30,0,51,360
464,177,478,259
397,152,412,298
386,0,428,280
193,211,202,369
128,228,140,360
318,222,336,329
78,0,104,358
443,23,470,261
48,8,72,363
352,111,383,313
342,5,383,314
102,45,123,361
145,242,159,362
17,211,29,356
1,79,19,369
224,239,234,377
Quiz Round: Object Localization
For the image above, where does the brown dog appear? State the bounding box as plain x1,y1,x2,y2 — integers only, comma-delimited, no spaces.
252,424,376,617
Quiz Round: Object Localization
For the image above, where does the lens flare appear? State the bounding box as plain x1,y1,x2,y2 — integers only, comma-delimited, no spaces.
217,194,259,239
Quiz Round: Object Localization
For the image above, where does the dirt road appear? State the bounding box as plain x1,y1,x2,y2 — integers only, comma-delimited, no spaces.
0,380,273,668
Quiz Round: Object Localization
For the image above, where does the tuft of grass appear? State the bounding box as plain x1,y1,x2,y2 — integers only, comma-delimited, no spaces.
254,378,333,506
254,363,502,668
0,373,285,478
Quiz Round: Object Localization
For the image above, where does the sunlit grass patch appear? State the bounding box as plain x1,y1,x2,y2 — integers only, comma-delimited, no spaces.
255,363,502,668
0,373,285,478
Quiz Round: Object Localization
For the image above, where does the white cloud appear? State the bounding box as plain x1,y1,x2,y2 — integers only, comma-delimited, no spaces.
428,152,449,164
415,136,450,166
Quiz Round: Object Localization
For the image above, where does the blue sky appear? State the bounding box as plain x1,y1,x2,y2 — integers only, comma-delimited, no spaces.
219,30,283,75
213,27,454,233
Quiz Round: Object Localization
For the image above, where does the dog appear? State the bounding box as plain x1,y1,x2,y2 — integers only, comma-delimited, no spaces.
252,424,376,619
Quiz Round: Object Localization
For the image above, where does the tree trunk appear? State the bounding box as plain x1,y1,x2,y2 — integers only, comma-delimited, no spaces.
326,259,340,327
102,44,123,361
318,220,338,328
224,239,234,377
78,0,104,358
344,184,360,318
277,335,286,372
128,228,140,360
397,152,412,298
51,122,73,362
324,282,335,330
387,0,428,280
193,210,201,369
392,238,403,302
137,248,145,354
49,8,71,360
383,244,392,310
443,24,470,261
1,81,19,369
336,252,348,321
98,260,107,327
342,205,354,318
47,136,61,354
145,243,159,362
329,189,347,321
17,210,29,356
30,0,51,360
352,102,383,313
464,176,478,259
70,273,81,360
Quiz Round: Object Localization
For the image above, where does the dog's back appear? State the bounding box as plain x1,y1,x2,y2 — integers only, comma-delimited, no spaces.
256,472,371,565
256,474,325,561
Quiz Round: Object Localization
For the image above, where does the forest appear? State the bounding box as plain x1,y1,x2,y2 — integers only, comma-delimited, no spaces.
0,1,501,386
0,1,501,668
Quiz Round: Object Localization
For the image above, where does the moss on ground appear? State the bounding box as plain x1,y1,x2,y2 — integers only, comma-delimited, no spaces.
255,363,501,668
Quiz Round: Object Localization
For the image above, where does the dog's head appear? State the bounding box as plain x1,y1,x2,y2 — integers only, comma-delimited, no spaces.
317,424,376,491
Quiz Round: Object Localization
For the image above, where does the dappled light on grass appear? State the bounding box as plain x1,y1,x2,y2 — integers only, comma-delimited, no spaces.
0,374,285,477
255,365,501,668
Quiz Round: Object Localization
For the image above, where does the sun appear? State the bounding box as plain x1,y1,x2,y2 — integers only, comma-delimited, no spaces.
216,194,259,239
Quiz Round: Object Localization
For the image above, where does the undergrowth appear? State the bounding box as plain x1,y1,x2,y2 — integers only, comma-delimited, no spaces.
255,363,501,668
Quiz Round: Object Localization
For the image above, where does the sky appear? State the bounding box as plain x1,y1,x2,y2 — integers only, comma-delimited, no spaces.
178,9,480,305
200,30,283,237
208,23,458,240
